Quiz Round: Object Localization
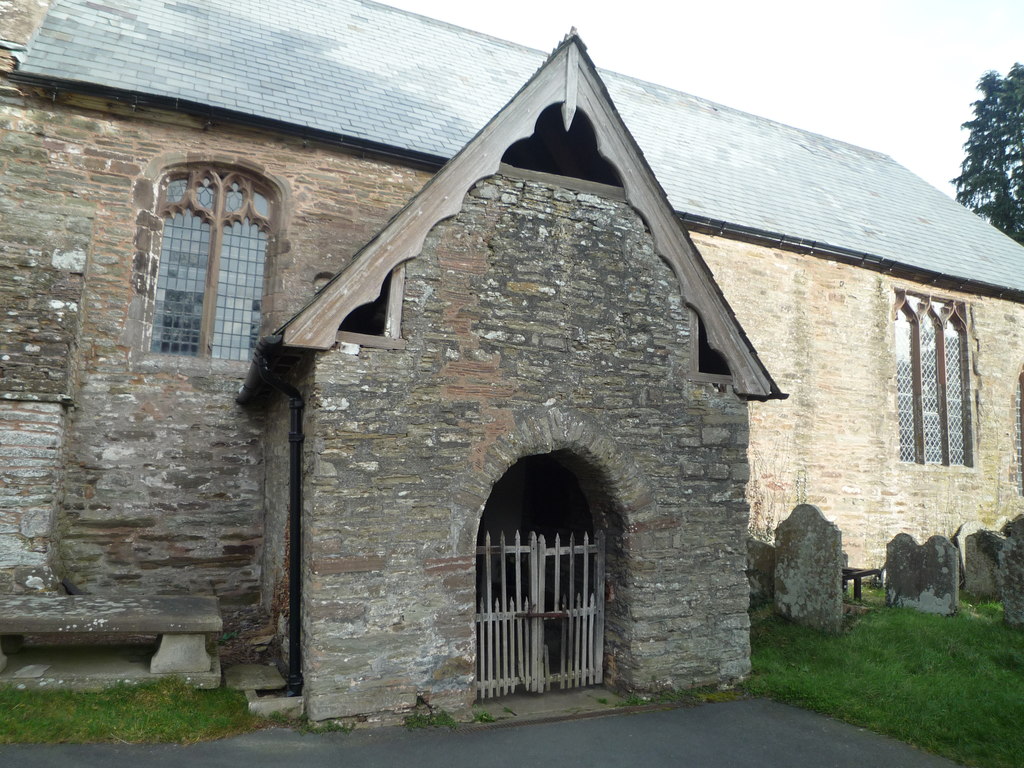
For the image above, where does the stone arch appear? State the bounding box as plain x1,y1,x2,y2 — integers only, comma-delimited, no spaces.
451,406,655,553
450,405,655,692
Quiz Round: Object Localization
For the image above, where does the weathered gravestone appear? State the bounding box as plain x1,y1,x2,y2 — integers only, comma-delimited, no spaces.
951,520,984,588
746,537,775,608
885,534,959,615
964,530,1005,599
1002,515,1024,540
774,505,843,633
1000,535,1024,629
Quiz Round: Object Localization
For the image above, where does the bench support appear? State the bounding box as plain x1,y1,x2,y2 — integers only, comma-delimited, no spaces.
150,634,212,674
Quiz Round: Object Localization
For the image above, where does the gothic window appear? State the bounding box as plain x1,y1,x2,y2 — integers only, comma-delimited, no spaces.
894,291,972,466
151,169,273,361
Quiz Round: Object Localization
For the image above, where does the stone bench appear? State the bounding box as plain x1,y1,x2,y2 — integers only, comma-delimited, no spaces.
0,594,222,677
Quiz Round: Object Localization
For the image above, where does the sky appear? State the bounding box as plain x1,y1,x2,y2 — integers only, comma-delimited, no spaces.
383,0,1023,199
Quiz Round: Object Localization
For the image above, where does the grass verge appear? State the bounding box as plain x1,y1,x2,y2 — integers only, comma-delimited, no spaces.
0,677,264,744
746,593,1024,768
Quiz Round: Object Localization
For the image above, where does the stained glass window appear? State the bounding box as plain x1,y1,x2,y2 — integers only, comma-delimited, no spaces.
894,293,972,466
151,169,272,360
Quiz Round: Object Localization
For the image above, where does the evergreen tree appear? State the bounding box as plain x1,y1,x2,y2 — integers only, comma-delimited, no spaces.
954,63,1024,244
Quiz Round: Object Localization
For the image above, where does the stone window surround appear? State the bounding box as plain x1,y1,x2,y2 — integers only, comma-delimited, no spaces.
893,289,973,467
126,154,290,368
153,167,274,359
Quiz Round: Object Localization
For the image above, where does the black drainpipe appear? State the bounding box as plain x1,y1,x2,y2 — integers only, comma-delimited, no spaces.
253,346,305,698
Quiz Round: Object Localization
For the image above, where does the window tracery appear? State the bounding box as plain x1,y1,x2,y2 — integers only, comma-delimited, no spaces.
894,291,972,466
152,169,272,360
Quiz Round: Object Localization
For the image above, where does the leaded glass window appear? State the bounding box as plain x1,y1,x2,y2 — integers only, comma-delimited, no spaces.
151,169,272,361
895,311,916,462
893,292,972,466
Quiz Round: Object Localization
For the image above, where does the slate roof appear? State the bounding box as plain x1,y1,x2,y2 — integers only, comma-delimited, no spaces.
16,0,1024,294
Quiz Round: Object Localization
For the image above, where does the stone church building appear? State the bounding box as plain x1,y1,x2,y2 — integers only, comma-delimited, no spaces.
3,0,1024,721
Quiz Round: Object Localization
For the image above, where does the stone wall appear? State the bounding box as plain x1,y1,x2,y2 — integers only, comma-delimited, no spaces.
0,55,429,599
0,399,65,590
303,173,752,721
699,235,1024,565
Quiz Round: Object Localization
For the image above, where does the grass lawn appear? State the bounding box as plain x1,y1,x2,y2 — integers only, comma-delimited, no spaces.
0,677,264,744
746,591,1024,768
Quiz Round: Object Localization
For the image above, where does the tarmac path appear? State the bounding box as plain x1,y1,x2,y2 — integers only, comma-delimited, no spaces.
1,698,964,768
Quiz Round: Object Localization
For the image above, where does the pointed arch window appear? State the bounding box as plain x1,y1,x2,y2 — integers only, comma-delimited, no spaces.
894,291,972,465
151,169,273,361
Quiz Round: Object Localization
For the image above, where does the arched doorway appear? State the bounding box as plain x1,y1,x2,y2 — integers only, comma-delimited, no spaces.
475,453,605,698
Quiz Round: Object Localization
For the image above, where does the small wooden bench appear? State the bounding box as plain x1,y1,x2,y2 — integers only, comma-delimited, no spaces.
0,595,222,677
842,567,883,600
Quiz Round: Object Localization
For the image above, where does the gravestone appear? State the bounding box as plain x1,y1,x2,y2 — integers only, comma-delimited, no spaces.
964,530,1005,599
773,505,843,633
1002,515,1024,540
1000,536,1024,629
885,533,959,615
951,520,984,588
746,537,776,608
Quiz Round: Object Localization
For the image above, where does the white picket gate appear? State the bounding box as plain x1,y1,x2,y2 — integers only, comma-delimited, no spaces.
475,530,605,699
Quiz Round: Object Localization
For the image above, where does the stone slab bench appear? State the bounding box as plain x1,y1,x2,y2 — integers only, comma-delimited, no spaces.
0,595,222,678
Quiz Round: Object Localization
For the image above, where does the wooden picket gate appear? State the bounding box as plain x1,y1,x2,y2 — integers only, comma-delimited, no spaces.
475,530,605,699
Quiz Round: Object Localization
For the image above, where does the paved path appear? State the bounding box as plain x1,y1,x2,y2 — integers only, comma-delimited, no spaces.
1,699,963,767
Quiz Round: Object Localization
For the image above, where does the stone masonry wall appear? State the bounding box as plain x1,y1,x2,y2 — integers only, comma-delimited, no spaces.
0,252,83,591
303,173,752,722
0,400,65,590
1,48,87,588
0,55,429,600
699,234,1024,565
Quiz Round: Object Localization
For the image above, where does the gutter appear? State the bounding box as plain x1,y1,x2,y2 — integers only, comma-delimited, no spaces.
678,212,1024,306
238,336,304,697
6,71,448,171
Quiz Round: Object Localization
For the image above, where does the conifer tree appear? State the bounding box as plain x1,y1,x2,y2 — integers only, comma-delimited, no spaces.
954,63,1024,244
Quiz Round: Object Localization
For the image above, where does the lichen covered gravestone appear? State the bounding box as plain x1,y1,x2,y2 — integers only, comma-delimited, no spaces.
773,505,843,633
964,530,1005,599
1000,535,1024,629
885,534,959,615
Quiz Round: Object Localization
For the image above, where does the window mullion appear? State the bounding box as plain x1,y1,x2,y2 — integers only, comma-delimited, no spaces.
935,320,950,465
200,172,226,356
911,315,925,464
